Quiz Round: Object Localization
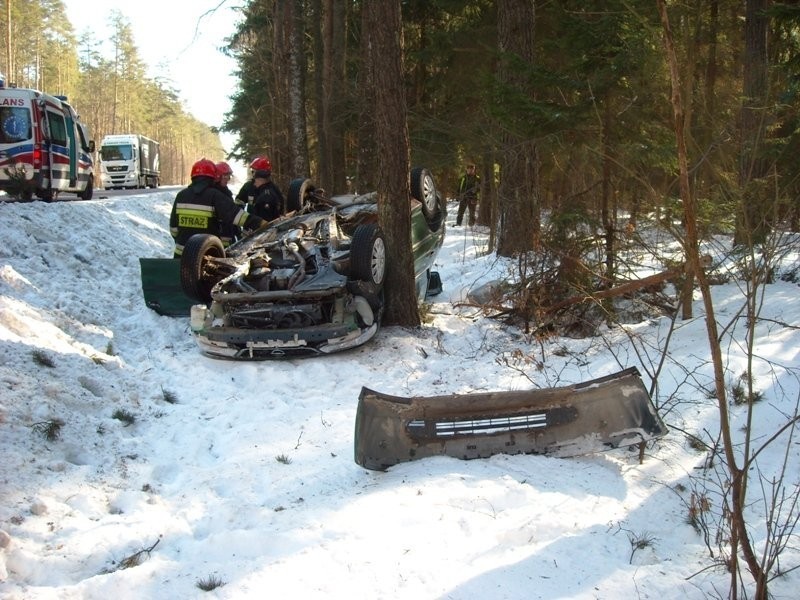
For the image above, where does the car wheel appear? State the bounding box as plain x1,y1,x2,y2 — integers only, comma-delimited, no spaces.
287,178,313,213
426,192,447,232
350,224,386,287
410,167,439,223
180,234,226,303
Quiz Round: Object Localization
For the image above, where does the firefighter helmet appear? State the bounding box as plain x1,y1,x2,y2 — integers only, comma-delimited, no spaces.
191,158,217,179
215,161,233,178
250,156,272,174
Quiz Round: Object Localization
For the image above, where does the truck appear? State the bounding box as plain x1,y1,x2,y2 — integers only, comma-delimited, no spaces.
99,134,160,189
0,75,95,201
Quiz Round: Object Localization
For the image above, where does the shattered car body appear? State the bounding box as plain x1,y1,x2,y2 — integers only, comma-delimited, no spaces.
354,367,668,471
181,168,446,359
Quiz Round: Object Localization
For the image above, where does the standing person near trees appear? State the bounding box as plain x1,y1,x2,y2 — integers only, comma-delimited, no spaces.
235,155,286,221
455,163,480,227
170,158,265,258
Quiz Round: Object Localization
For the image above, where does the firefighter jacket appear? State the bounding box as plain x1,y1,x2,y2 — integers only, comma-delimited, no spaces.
213,183,240,246
170,176,263,257
235,179,257,206
236,178,285,221
250,181,284,221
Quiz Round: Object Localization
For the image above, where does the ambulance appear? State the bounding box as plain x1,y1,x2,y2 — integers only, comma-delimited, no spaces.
0,74,95,201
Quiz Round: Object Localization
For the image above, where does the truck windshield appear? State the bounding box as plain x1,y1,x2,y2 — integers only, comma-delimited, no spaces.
101,145,133,161
0,107,32,143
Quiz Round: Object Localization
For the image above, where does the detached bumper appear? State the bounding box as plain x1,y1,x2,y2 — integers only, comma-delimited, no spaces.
354,367,668,471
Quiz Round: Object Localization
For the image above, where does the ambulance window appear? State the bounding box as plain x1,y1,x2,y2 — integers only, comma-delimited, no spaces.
0,107,32,143
77,125,91,152
47,110,68,145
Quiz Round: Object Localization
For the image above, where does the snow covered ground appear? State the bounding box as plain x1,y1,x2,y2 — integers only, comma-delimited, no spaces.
0,190,798,599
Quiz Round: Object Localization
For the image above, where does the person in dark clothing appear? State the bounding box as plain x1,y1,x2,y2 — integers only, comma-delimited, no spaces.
170,158,265,258
234,156,264,206
214,161,241,245
214,161,234,198
250,174,284,221
456,163,480,226
235,155,285,221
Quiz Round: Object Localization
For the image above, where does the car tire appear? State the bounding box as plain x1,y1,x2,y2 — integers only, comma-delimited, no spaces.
287,178,313,213
350,223,386,287
180,234,226,303
410,167,440,224
426,192,447,232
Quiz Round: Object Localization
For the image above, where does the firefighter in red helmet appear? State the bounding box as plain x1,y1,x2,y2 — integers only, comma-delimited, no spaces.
170,158,265,258
214,161,234,198
213,160,241,244
235,155,285,221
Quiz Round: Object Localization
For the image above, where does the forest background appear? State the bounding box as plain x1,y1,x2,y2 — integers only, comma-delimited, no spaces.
2,0,798,229
3,1,800,256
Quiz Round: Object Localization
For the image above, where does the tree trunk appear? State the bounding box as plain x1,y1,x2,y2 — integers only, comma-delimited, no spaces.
334,0,349,194
312,0,331,188
736,0,771,245
311,0,346,191
601,93,615,286
355,3,378,193
287,0,309,176
272,0,292,180
363,0,419,327
496,0,538,257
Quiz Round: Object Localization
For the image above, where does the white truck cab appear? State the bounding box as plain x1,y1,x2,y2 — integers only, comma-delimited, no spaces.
99,133,160,189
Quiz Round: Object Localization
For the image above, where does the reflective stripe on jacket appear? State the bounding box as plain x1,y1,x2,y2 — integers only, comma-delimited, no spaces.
170,176,262,256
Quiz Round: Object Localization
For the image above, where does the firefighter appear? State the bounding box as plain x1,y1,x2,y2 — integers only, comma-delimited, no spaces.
170,158,265,258
214,161,241,245
214,161,234,198
235,155,285,220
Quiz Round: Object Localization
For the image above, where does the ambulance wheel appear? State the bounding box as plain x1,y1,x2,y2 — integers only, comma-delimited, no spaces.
79,176,94,200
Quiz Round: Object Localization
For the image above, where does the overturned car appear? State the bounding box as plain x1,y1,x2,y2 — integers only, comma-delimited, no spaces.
180,168,446,359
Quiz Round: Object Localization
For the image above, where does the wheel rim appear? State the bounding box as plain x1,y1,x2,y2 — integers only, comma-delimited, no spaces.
422,173,437,212
371,237,386,284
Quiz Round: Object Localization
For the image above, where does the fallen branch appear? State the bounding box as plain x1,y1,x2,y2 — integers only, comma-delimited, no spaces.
545,266,683,314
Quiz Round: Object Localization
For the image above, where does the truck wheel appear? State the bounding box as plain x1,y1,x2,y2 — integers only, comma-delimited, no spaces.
180,234,226,303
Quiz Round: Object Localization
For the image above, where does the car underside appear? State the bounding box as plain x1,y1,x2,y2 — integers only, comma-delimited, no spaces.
181,169,445,359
